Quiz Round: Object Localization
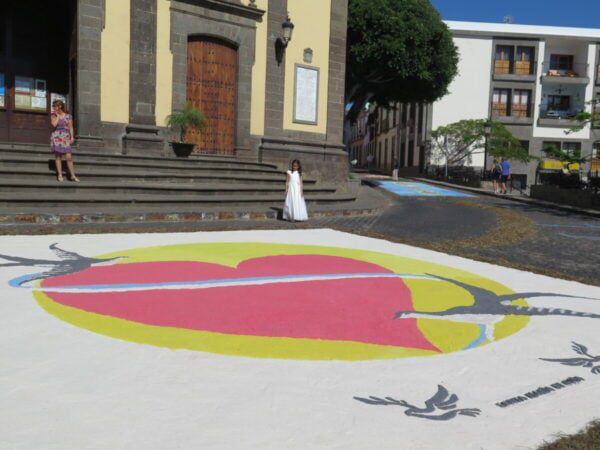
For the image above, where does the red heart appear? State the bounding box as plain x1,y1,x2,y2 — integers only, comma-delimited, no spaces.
42,255,438,351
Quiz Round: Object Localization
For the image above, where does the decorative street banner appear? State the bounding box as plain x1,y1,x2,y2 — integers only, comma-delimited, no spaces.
375,180,473,197
0,230,598,449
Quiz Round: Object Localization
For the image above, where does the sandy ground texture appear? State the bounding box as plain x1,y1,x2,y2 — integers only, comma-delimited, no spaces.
1,229,599,450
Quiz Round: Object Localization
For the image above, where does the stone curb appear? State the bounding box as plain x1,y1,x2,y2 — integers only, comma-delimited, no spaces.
409,177,600,219
0,207,379,226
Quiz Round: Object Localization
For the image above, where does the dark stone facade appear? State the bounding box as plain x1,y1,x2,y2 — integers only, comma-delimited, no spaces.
74,0,350,185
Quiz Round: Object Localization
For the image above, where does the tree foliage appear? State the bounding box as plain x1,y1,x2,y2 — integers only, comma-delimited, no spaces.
568,95,600,133
541,143,586,167
346,0,458,121
430,119,533,166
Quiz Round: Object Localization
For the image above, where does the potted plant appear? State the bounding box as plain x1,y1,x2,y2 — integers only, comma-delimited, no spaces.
166,102,206,158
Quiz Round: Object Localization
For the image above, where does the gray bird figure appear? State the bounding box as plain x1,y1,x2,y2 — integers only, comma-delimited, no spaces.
541,342,600,375
354,385,481,421
394,274,600,341
0,243,124,287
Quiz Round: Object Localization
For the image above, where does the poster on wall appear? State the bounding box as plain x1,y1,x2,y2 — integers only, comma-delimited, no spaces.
32,79,48,110
0,73,5,108
34,79,47,98
31,97,47,110
15,76,34,94
15,95,31,109
293,65,319,124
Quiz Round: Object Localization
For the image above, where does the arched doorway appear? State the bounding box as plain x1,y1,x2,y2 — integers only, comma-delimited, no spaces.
0,0,77,144
186,36,237,155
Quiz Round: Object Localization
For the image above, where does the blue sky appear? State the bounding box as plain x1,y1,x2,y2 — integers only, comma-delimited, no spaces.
430,0,600,29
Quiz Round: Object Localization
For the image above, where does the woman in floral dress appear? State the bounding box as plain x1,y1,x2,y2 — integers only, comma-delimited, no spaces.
50,99,79,182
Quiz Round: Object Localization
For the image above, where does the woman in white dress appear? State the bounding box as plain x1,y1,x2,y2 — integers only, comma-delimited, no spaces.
283,159,308,222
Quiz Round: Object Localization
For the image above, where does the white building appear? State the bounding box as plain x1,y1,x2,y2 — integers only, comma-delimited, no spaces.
430,21,600,187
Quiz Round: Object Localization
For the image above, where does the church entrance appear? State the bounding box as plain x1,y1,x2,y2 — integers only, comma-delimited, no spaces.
186,36,237,155
0,0,76,144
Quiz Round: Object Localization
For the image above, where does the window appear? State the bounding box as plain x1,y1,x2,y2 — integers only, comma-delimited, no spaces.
515,47,534,75
494,45,513,74
384,139,389,168
512,90,531,117
519,140,530,154
391,136,396,163
541,141,561,158
516,47,533,62
392,105,397,127
492,88,510,116
547,95,570,112
562,142,581,157
401,105,408,125
550,54,574,71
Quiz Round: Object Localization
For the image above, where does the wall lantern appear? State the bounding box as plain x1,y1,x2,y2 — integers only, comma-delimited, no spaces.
275,14,295,65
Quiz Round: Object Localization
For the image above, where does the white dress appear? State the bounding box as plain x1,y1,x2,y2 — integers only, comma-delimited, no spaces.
283,170,308,221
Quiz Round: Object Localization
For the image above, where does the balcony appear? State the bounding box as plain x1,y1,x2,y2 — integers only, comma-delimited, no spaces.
493,59,536,82
538,106,585,128
540,62,590,85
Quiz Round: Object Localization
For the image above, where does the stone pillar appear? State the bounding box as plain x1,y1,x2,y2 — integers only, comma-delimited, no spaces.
326,0,348,146
123,0,164,153
263,0,288,137
76,0,104,149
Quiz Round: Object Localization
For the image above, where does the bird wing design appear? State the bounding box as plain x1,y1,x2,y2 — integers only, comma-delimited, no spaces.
499,292,599,303
423,385,457,411
0,253,57,265
425,274,494,306
539,357,593,367
15,264,74,287
49,243,85,261
571,342,590,356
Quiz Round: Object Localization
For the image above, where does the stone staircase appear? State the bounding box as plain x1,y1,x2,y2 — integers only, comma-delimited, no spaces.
0,144,362,221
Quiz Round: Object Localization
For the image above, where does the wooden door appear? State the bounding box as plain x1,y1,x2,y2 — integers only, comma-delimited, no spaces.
186,37,237,155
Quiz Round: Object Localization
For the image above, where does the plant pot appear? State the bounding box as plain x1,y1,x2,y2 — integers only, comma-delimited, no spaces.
170,142,195,158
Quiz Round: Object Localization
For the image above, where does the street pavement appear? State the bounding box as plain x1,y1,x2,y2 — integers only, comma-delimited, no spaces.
8,181,597,285
1,229,599,449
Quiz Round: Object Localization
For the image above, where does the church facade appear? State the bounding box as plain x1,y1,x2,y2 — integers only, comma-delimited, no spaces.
0,0,348,182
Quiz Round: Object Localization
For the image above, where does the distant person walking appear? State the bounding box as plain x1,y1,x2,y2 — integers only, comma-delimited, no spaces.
500,158,510,194
50,99,78,182
491,158,502,194
283,159,308,222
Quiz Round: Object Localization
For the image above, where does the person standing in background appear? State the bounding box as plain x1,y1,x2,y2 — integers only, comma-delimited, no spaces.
50,99,78,182
500,158,510,194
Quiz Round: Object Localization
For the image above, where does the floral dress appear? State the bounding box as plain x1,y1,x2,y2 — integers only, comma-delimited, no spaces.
51,114,73,154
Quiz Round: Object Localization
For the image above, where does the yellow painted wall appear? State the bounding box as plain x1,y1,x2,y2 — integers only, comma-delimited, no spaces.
100,0,130,123
250,0,269,136
156,0,173,127
283,0,331,134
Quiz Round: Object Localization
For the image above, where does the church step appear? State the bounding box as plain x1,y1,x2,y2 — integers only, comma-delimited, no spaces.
0,180,336,196
0,191,355,208
0,166,312,186
0,144,278,170
0,146,277,170
0,155,284,176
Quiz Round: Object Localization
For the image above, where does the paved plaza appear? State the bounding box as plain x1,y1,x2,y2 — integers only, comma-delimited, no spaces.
1,228,599,449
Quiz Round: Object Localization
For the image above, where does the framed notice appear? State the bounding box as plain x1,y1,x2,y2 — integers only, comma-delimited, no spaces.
0,73,4,108
15,94,31,109
31,97,47,110
15,76,34,94
293,64,319,125
34,79,47,98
